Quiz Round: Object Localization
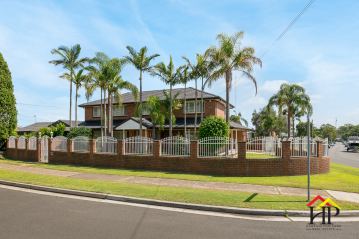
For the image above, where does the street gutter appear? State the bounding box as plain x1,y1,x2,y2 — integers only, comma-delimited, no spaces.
0,179,358,217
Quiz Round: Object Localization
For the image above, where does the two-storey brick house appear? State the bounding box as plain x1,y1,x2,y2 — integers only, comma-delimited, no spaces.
79,87,248,140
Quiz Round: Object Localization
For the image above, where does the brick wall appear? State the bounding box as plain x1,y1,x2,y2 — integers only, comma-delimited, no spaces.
5,139,330,176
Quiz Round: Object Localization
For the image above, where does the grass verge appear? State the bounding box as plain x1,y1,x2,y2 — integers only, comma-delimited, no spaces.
1,158,358,193
0,168,358,210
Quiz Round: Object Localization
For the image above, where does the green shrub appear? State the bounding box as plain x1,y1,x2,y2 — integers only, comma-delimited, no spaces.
39,123,65,137
199,116,229,139
67,127,92,139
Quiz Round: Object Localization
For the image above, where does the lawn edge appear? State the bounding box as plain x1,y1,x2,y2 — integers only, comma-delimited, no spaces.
0,179,358,217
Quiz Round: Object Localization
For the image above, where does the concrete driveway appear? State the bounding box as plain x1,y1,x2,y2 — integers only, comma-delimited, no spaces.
0,186,358,239
329,143,359,168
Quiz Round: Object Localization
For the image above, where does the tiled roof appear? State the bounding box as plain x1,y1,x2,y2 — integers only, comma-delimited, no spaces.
79,87,233,108
18,120,83,132
17,122,52,132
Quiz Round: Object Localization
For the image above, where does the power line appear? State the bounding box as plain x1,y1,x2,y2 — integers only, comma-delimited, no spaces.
16,102,61,108
261,0,316,58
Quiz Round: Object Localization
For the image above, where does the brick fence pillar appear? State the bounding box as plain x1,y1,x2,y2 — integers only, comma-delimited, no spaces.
153,140,160,158
118,140,123,159
281,140,291,175
316,140,323,159
89,139,95,161
14,138,18,159
190,140,198,159
67,138,72,159
238,141,246,160
24,138,28,160
36,138,41,162
48,138,52,162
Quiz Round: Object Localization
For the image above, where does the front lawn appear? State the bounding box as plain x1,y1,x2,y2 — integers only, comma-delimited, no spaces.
0,168,358,210
1,158,358,193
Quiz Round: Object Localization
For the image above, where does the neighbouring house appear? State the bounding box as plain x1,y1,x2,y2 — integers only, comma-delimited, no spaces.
17,120,81,135
79,87,249,140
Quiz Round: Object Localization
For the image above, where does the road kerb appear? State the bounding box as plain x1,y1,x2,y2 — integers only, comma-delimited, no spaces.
0,179,358,218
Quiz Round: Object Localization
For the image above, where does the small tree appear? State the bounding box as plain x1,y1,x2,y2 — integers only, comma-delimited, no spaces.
199,116,229,138
67,127,92,139
39,123,65,137
0,52,17,149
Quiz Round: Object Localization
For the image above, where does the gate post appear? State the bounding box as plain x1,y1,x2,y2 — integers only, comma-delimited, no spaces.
118,140,124,159
37,137,42,162
48,138,52,162
153,140,160,158
238,141,246,160
14,137,18,159
67,138,72,160
190,140,198,160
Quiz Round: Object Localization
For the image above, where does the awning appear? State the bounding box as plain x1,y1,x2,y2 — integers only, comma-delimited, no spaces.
115,118,152,130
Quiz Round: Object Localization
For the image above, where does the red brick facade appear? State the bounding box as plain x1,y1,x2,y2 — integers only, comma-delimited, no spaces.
5,139,330,176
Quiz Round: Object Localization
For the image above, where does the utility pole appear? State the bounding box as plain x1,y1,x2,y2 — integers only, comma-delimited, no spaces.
307,113,311,201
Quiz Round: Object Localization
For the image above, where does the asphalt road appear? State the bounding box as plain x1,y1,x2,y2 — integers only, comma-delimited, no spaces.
0,187,358,239
329,143,359,168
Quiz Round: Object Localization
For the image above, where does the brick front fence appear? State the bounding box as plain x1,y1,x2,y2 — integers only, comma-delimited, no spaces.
5,137,330,176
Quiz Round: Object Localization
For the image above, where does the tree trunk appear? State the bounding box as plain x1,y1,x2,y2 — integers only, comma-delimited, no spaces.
292,117,295,138
194,78,198,136
69,72,73,128
75,85,78,127
184,83,187,138
100,88,103,139
104,89,107,137
287,111,291,138
169,85,173,137
225,70,231,123
139,70,143,137
201,77,204,121
109,93,113,137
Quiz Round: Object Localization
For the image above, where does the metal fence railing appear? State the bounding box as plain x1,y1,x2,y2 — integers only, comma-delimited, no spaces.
95,136,117,154
51,136,68,152
72,136,90,153
198,137,237,158
246,137,282,159
17,136,26,149
160,136,190,156
8,136,16,148
290,137,317,157
124,136,153,155
28,136,37,150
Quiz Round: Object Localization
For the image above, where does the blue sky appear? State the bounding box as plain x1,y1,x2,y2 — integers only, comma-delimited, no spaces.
1,0,358,127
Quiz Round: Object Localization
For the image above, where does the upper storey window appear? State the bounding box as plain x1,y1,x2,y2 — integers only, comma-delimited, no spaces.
92,106,100,117
185,101,203,113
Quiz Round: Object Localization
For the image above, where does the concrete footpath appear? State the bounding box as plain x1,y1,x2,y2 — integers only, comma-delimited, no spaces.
0,162,358,204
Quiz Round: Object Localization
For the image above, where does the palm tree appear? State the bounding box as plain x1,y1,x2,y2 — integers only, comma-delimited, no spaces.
61,69,89,127
124,46,159,137
142,96,165,139
206,32,262,122
182,55,200,135
152,56,181,137
267,83,312,138
162,90,182,133
178,65,192,138
106,58,138,137
85,52,111,137
49,44,89,127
